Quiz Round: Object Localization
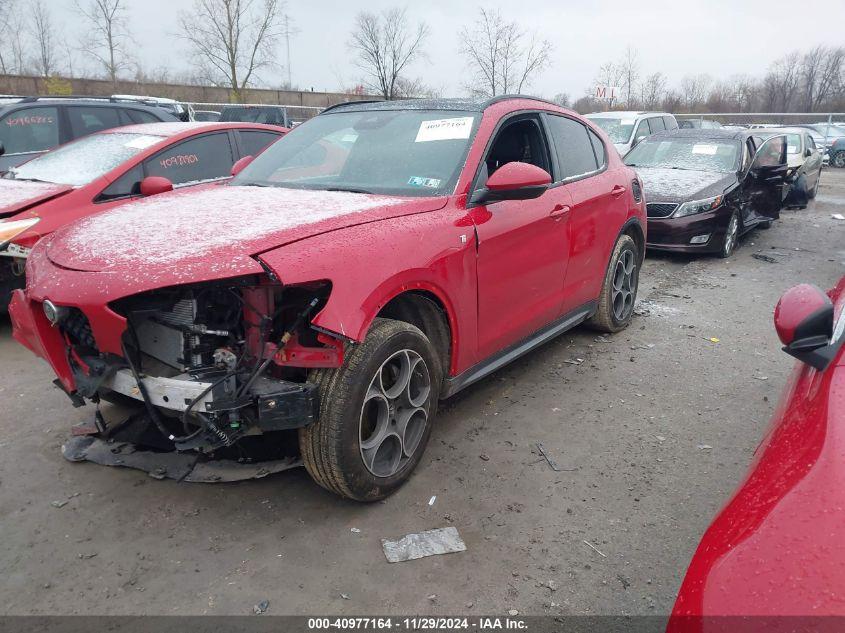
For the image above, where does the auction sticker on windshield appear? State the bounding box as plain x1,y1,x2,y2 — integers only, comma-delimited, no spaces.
415,117,473,142
692,144,719,155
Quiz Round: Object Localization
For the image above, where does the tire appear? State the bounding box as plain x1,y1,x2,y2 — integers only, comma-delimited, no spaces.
299,318,441,502
719,212,740,259
808,174,820,199
586,234,639,333
758,221,773,230
833,151,845,169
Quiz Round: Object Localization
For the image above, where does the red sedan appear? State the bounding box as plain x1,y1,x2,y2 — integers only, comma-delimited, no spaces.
669,275,845,632
0,122,287,306
10,97,645,500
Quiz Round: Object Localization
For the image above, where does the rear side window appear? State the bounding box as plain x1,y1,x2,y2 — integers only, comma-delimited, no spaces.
588,129,606,168
143,133,234,185
127,109,161,124
806,135,816,151
0,106,59,154
649,117,666,133
546,114,598,179
67,107,121,138
238,130,282,156
635,119,652,139
663,116,678,130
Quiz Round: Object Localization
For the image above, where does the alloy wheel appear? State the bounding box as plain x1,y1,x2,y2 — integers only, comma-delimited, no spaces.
834,152,845,169
611,249,637,322
359,349,431,478
723,214,738,257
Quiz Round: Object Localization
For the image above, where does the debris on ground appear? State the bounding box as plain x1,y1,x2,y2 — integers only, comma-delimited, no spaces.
340,593,350,600
50,500,68,508
536,443,561,472
697,444,713,450
381,527,466,563
253,600,269,615
428,496,436,506
583,540,607,558
753,375,768,381
563,358,584,365
832,213,844,220
752,253,779,263
508,609,520,616
350,527,361,534
479,454,490,461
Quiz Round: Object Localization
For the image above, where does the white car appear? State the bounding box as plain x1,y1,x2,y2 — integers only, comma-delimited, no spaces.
585,111,679,156
752,127,824,205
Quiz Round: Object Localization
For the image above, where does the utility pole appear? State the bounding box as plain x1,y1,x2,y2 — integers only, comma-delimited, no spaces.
281,14,300,89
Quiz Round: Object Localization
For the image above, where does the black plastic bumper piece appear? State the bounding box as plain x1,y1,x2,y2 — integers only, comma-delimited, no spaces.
254,380,319,431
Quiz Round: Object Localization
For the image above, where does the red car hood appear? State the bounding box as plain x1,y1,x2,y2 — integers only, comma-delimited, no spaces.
47,184,447,280
0,180,73,218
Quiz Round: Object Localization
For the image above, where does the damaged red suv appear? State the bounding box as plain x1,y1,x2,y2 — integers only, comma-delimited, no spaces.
11,97,646,501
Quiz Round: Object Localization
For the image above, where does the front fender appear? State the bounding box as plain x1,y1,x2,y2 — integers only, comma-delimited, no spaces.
257,210,479,376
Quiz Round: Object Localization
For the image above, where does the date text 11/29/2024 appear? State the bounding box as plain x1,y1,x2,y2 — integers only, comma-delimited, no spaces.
307,617,528,630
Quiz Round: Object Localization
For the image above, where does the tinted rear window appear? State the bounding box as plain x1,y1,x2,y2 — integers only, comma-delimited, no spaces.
0,106,60,154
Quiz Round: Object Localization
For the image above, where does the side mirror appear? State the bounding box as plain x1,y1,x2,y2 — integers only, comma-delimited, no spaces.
472,162,551,204
231,155,254,177
774,284,838,370
139,176,173,197
805,148,813,158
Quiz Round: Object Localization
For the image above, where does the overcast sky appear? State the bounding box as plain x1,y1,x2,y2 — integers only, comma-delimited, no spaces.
51,0,845,99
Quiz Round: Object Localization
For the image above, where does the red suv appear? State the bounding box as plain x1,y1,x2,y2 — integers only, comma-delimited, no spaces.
11,97,646,501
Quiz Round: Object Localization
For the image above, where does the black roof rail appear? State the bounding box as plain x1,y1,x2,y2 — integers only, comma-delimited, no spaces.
17,95,169,106
320,99,384,114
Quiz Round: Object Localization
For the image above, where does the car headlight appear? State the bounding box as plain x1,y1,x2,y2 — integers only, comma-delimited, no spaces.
0,217,40,248
674,195,723,218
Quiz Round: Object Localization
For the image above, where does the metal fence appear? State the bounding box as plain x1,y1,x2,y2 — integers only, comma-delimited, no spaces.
673,112,845,127
186,102,324,127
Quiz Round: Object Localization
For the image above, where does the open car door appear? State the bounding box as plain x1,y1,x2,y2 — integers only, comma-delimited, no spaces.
745,134,789,221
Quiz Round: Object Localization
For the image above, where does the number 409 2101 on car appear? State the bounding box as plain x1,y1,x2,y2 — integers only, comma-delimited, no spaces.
10,97,646,501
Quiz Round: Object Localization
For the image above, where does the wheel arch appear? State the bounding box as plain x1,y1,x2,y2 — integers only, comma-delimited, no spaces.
620,217,646,264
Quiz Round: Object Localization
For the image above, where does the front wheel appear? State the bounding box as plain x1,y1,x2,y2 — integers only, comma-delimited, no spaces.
808,174,820,199
587,234,639,333
719,212,740,259
299,318,441,502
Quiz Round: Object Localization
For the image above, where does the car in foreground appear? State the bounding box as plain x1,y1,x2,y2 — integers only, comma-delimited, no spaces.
0,97,178,173
0,121,286,307
10,96,646,501
586,111,679,155
668,275,845,630
751,127,823,207
624,128,788,258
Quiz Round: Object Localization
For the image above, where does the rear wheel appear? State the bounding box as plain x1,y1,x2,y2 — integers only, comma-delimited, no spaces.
719,212,740,258
587,234,639,333
833,151,845,169
299,318,441,502
808,174,820,198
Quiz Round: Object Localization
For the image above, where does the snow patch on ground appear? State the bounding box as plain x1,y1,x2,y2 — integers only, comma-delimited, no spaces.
0,180,67,210
60,185,404,267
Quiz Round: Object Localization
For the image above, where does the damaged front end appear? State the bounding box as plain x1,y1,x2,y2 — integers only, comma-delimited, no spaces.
54,275,343,480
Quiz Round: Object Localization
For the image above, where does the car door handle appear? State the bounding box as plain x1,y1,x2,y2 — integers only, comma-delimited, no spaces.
549,204,571,219
611,185,627,197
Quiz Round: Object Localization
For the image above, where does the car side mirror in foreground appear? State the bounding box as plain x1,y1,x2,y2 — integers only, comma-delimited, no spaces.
139,176,174,197
774,284,840,370
231,155,254,176
472,162,552,204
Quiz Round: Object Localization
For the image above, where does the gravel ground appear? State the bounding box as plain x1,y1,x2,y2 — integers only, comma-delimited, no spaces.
1,169,843,617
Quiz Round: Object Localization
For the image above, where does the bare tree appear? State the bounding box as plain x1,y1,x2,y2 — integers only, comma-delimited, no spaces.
348,8,429,100
639,72,666,110
552,92,570,107
619,46,639,106
761,52,800,111
75,0,134,85
800,46,844,111
459,8,552,98
30,0,56,78
679,74,712,111
0,0,13,73
178,0,284,102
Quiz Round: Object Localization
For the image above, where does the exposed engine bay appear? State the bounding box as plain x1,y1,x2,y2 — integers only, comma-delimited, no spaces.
57,276,343,475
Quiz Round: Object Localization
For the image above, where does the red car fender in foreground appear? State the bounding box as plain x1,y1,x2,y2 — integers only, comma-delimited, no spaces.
668,275,845,633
